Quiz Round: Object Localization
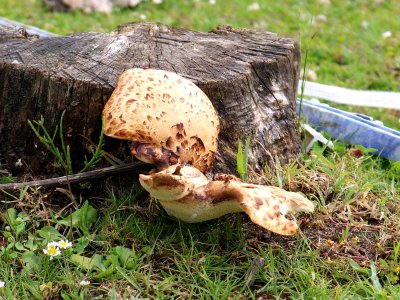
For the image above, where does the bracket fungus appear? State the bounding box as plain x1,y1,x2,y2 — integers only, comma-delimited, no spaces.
103,68,314,236
102,68,219,173
140,165,314,236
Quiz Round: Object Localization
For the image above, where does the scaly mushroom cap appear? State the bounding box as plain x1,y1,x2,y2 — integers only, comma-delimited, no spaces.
102,68,220,173
139,165,314,236
233,183,314,235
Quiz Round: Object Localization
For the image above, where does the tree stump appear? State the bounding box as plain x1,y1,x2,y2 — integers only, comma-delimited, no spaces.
0,22,300,176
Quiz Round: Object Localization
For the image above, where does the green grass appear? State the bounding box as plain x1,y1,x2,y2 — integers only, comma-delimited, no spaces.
0,146,399,298
1,0,400,299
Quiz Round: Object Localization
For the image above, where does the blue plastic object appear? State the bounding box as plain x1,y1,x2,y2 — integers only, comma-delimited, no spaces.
296,99,400,161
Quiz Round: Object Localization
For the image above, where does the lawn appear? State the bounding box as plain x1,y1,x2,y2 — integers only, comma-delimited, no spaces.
0,0,399,299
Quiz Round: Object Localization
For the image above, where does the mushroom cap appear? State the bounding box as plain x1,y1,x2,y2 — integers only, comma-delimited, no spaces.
102,68,220,173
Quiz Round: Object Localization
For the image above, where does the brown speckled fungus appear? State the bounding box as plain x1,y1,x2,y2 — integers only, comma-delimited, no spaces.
102,68,220,173
103,69,314,236
139,165,314,236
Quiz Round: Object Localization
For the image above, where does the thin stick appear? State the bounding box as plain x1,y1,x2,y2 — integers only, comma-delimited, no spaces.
0,162,147,191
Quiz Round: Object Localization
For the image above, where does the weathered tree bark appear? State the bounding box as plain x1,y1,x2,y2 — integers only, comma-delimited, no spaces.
0,22,300,176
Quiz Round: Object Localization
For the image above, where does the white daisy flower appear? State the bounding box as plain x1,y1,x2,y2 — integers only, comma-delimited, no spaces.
58,239,72,249
43,241,61,260
0,280,5,288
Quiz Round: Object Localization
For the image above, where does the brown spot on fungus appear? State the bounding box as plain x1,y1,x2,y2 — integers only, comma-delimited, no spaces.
114,129,130,138
253,197,263,209
190,136,205,152
166,137,173,148
175,123,184,131
176,133,184,140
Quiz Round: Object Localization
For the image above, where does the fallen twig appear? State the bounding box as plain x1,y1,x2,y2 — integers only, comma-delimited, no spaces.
0,162,147,192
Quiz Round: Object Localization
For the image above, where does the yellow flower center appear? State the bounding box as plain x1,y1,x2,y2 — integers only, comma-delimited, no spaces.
48,246,58,256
